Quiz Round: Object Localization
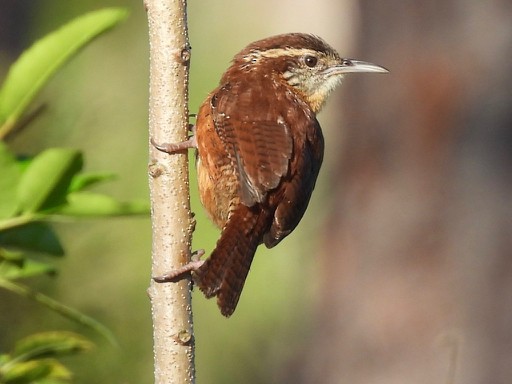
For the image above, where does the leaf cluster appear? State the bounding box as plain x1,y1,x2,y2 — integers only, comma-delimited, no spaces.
0,8,144,383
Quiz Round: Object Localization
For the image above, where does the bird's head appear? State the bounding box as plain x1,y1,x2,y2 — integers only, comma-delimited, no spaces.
230,33,388,113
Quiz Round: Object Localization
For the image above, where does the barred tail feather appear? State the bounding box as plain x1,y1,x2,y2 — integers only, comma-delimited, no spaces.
195,205,268,317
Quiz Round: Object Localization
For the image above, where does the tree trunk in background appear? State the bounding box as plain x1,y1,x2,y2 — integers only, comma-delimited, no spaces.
293,2,512,383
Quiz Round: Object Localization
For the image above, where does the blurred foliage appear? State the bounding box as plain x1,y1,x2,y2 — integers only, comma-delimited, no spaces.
0,7,150,384
0,332,92,384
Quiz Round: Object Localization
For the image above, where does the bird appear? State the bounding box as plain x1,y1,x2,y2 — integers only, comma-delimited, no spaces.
152,33,387,317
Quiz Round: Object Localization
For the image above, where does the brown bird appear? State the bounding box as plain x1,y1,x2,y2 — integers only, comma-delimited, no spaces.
152,33,387,316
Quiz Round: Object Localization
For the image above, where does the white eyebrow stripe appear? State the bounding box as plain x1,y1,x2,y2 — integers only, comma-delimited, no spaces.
243,48,321,62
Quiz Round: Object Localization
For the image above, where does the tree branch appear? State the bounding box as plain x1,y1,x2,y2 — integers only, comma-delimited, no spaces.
145,0,195,383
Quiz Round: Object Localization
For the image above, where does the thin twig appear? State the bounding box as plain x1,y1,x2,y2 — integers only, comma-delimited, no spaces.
145,0,195,383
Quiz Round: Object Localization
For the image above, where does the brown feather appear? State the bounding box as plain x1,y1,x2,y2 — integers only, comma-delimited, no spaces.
211,79,294,206
194,204,269,317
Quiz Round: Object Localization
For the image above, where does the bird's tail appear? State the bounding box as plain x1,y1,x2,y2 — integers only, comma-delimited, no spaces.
195,204,268,317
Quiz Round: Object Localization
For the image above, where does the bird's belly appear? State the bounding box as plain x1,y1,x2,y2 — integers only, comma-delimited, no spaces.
197,156,240,229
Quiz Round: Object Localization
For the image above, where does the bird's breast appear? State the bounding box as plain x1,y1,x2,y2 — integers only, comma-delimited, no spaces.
195,98,240,229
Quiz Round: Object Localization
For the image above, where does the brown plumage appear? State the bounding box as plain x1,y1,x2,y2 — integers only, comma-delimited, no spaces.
153,33,387,316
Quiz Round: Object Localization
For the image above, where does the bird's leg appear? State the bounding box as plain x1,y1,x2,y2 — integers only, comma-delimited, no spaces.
153,249,205,283
151,124,197,154
152,122,201,284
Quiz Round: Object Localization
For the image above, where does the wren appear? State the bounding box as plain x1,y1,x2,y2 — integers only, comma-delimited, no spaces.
152,33,388,317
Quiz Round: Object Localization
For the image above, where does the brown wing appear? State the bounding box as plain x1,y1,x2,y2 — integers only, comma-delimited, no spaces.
211,77,324,248
264,108,324,248
210,80,293,206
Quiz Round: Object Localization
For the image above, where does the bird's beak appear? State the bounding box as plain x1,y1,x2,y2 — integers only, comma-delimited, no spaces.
326,59,389,76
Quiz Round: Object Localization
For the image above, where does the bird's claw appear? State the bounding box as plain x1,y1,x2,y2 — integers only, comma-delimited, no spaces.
151,134,197,154
153,249,205,283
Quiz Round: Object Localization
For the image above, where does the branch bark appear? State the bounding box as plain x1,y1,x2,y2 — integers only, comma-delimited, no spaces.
145,0,194,383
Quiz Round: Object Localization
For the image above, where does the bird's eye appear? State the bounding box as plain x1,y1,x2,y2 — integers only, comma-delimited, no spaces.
304,55,318,68
342,59,353,66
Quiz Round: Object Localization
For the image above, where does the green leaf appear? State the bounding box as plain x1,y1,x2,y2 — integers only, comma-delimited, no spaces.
68,172,117,192
15,155,33,174
17,148,83,213
0,142,22,219
30,359,72,383
0,256,57,280
12,332,93,360
55,192,149,216
1,359,53,384
0,248,24,264
0,222,64,256
0,358,71,384
0,8,129,138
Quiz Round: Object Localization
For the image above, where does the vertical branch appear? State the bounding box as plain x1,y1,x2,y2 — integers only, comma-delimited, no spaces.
145,0,194,383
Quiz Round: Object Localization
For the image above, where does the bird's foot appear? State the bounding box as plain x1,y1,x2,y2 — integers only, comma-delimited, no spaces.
153,249,205,283
151,125,197,154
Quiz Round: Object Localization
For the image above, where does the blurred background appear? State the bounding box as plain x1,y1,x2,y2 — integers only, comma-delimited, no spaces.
1,0,512,383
